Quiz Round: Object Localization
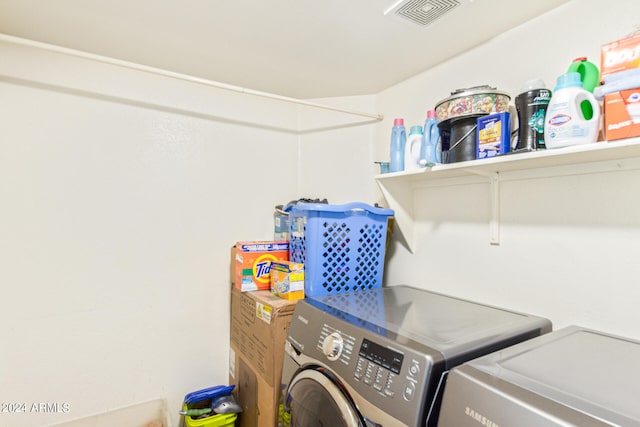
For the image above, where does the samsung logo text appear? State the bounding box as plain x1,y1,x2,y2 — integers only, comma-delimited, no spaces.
465,406,499,427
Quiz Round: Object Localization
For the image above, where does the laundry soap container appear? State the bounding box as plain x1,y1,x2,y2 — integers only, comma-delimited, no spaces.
289,202,394,297
544,72,600,148
404,125,424,170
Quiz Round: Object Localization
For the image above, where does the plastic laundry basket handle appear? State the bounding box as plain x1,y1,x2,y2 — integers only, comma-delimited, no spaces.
293,202,393,217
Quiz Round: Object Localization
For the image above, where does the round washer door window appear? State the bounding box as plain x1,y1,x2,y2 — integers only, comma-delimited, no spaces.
284,368,364,427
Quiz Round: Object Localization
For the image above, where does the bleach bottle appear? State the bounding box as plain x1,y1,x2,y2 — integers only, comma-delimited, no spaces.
420,109,441,166
404,125,424,171
544,72,600,149
389,118,407,172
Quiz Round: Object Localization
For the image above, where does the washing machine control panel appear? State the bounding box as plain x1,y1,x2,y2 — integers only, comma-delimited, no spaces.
358,338,403,374
318,322,427,405
354,338,406,399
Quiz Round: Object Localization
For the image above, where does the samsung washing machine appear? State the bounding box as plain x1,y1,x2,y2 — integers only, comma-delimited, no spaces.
437,325,640,427
278,285,552,427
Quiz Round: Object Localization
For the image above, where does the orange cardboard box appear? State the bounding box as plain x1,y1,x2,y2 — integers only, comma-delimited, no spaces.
601,33,640,81
600,34,640,141
235,241,289,292
604,88,640,140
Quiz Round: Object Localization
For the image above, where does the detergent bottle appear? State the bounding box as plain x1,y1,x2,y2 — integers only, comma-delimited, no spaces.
568,57,600,93
568,57,601,119
389,118,407,172
404,125,424,171
514,79,552,151
420,110,441,166
544,72,600,149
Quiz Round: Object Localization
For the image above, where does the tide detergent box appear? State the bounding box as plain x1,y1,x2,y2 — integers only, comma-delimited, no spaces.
270,261,305,301
235,241,289,292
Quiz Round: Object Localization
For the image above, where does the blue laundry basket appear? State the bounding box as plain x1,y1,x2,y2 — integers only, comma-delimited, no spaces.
289,202,394,296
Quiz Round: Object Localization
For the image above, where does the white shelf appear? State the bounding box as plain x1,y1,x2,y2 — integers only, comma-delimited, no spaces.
375,137,640,252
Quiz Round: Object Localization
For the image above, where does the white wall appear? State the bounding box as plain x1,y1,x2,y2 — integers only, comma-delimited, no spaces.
0,39,307,427
0,36,382,426
376,0,640,341
298,95,380,204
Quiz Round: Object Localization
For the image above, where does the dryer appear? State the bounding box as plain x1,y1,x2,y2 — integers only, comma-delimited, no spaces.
437,326,640,426
278,285,551,427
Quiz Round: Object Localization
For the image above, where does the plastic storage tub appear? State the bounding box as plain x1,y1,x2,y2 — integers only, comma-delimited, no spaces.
289,202,394,296
183,385,237,427
183,407,236,427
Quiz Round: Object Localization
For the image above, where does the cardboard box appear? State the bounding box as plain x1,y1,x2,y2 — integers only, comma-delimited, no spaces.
230,246,236,286
270,261,305,301
604,88,640,140
600,34,640,141
476,112,510,159
229,287,297,427
235,241,289,292
601,33,640,81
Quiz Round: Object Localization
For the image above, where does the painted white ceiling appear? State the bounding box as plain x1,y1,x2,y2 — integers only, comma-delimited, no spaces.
0,0,568,99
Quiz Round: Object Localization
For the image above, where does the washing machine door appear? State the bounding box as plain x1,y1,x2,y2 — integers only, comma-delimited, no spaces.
284,367,365,427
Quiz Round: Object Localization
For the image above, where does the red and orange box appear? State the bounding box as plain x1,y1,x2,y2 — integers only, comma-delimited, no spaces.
601,33,640,141
234,241,289,292
601,33,640,81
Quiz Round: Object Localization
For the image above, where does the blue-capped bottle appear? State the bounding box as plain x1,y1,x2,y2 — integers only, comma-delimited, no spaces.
420,110,441,166
404,125,424,171
389,118,407,172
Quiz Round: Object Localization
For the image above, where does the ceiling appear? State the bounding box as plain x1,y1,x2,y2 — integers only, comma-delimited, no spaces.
0,0,568,99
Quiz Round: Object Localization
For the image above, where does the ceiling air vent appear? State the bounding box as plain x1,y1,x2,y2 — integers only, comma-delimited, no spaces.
394,0,461,26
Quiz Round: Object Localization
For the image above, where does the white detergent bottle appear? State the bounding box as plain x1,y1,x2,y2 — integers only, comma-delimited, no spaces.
421,109,441,166
404,125,424,170
544,72,600,148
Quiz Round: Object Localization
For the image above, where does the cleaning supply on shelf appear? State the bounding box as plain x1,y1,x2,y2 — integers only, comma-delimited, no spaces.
389,118,407,172
601,33,640,81
477,112,511,159
568,57,600,93
600,33,640,141
568,57,601,120
404,125,424,171
544,72,600,149
514,79,552,151
420,109,441,166
374,161,390,174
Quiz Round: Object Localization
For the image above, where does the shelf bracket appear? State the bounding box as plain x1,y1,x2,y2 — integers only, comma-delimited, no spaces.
489,172,500,246
461,168,500,244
